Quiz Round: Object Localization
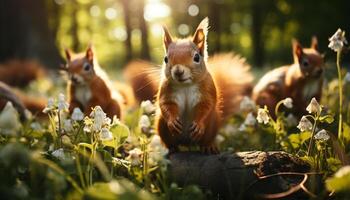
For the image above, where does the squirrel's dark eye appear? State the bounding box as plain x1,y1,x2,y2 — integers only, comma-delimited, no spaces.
193,53,200,63
83,63,91,71
164,56,168,64
302,60,309,67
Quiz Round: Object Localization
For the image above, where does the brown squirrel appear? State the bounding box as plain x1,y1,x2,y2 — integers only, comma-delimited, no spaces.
155,18,253,154
63,45,124,119
0,59,46,88
252,37,324,118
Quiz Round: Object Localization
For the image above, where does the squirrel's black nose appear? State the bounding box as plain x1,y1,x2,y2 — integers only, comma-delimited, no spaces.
315,68,323,76
175,69,184,77
71,76,78,83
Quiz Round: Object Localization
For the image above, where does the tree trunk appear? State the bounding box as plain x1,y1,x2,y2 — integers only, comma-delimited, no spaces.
71,0,80,52
0,0,63,68
251,2,264,67
121,0,133,61
138,0,151,60
168,151,322,199
209,1,221,52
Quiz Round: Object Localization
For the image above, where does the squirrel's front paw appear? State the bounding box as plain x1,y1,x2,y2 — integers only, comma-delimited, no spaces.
167,117,182,135
190,122,205,141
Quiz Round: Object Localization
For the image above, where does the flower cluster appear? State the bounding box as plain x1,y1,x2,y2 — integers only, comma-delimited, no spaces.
84,106,113,141
257,108,269,124
328,28,348,52
240,96,256,112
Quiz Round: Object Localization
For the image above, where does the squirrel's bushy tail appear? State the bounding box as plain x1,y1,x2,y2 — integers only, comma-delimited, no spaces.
0,59,46,88
208,53,253,120
0,82,47,120
123,60,160,103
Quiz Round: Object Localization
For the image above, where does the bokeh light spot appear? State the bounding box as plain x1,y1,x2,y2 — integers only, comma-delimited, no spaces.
188,4,199,16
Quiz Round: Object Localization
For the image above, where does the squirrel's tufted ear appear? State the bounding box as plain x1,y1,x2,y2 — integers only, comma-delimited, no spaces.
86,43,94,62
65,48,71,62
292,39,303,63
163,25,173,51
310,36,318,50
192,17,209,58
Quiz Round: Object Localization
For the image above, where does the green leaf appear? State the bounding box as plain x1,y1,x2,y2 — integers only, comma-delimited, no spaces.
319,115,334,124
103,123,130,148
343,122,350,142
326,173,350,192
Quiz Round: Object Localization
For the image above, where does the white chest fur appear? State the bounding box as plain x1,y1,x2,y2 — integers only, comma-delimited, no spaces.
303,80,320,100
172,84,201,116
75,84,92,107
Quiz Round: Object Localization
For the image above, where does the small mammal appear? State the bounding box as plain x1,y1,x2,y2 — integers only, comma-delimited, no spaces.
63,45,124,119
155,18,253,154
252,37,324,118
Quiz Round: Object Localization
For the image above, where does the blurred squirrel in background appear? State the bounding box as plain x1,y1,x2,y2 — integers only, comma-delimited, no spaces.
0,60,47,118
252,37,324,118
62,45,127,119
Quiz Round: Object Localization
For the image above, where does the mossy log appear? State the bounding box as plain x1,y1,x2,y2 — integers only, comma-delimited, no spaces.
168,151,323,199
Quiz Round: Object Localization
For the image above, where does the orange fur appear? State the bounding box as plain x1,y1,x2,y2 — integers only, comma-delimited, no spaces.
123,60,159,103
155,18,253,154
63,45,123,119
0,59,46,88
252,37,324,118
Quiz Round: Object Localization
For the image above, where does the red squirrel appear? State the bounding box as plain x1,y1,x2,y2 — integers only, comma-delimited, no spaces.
63,45,124,119
155,18,253,154
0,59,46,88
252,37,324,118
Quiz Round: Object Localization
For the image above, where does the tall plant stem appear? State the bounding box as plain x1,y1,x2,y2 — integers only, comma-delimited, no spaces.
336,51,343,144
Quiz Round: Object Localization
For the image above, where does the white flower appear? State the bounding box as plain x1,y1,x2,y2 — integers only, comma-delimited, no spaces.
240,96,256,112
127,148,143,166
149,135,163,150
344,72,350,83
71,107,84,121
52,148,66,160
215,134,225,145
63,119,73,132
314,129,330,141
141,100,156,114
57,93,69,111
257,108,269,124
238,124,247,132
282,98,293,109
148,135,168,165
328,28,348,52
286,114,298,127
139,115,151,129
30,122,42,131
244,112,256,126
90,106,110,131
297,116,313,132
335,165,350,178
42,98,55,113
223,124,238,136
306,98,321,114
0,102,21,135
109,180,125,194
100,127,113,141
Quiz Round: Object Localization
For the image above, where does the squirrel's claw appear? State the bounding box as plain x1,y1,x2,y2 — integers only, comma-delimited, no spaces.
190,122,204,141
168,117,182,135
200,145,219,154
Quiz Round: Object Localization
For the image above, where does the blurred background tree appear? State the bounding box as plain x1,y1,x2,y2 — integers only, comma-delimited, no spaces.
0,0,349,71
